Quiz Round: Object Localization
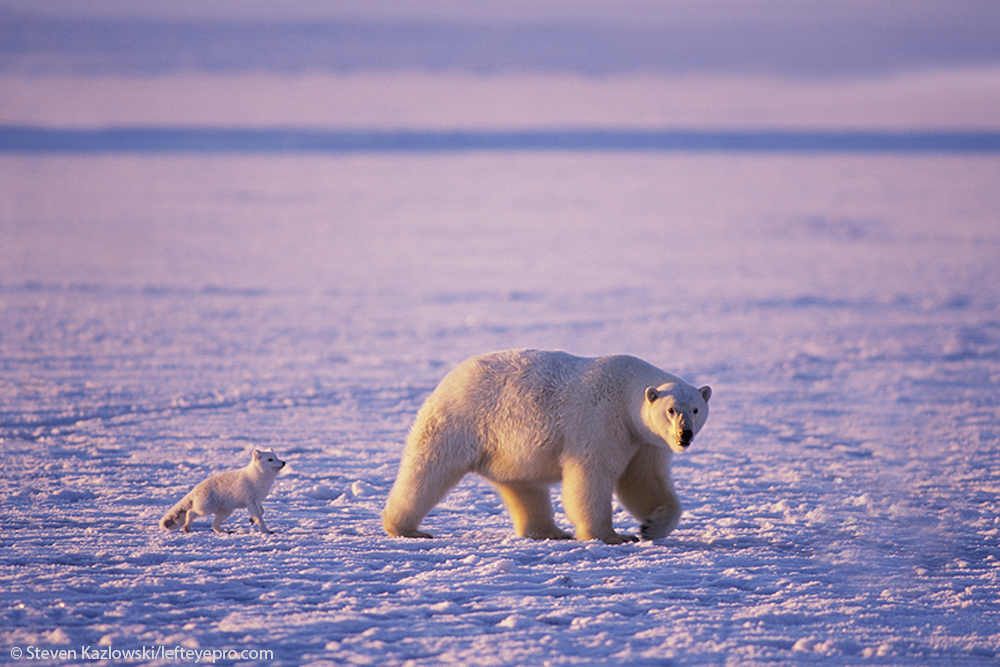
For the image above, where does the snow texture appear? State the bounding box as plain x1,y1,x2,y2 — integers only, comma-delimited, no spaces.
2,152,999,665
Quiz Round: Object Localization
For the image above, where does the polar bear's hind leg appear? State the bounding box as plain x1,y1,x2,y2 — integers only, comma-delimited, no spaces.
495,482,573,540
383,423,477,538
561,459,638,544
383,462,469,538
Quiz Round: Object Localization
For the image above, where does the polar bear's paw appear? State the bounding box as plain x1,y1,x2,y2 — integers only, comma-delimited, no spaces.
639,506,680,541
524,527,574,541
639,522,663,540
603,533,640,545
398,529,434,539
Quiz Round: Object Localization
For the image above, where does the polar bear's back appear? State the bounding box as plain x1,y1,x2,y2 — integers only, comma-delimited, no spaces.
413,350,580,468
432,349,593,414
407,350,671,475
428,348,671,413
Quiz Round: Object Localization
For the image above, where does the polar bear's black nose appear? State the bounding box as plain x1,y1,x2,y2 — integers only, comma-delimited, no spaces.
681,429,693,443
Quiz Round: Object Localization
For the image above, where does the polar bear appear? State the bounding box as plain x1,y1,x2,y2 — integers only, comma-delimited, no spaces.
383,349,711,544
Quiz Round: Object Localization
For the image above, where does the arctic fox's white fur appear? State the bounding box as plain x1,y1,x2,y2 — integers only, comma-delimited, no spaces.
159,449,285,534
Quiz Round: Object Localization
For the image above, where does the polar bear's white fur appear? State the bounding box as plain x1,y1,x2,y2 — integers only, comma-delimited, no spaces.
383,349,711,544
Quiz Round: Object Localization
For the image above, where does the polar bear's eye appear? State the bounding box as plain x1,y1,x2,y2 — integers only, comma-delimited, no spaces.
693,408,699,414
667,408,675,415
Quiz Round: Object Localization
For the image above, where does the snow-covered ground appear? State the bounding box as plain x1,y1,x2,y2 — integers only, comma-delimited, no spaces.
3,2,1000,665
2,151,998,665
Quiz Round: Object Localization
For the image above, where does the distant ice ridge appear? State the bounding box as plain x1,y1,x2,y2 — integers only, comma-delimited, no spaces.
4,126,1000,154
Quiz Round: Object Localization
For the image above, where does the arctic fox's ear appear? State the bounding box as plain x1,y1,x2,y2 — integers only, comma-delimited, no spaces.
645,387,659,403
699,386,712,403
252,449,262,459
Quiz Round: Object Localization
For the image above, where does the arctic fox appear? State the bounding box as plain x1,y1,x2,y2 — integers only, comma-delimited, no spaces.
159,449,286,534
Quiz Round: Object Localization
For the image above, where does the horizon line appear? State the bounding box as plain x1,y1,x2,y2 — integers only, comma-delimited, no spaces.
3,126,1000,154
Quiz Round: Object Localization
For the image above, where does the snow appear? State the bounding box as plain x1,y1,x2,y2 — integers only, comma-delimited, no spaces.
6,68,1000,132
2,151,999,665
2,3,1000,665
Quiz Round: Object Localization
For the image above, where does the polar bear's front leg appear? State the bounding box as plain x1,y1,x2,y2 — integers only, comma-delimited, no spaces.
637,503,680,541
615,448,681,540
561,460,638,544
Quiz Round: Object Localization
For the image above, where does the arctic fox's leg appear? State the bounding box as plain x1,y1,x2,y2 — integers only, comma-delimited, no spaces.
211,509,234,534
248,502,273,534
182,508,202,533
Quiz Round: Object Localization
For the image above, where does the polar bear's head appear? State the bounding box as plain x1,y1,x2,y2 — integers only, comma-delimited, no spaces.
641,383,712,453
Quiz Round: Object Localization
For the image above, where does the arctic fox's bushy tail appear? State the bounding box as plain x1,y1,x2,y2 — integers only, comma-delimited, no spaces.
159,493,194,531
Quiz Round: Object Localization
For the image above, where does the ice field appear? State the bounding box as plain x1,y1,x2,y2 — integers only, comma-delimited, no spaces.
2,150,999,665
3,2,1000,665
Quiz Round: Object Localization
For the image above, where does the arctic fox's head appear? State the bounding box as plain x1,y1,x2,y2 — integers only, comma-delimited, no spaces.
642,383,712,454
252,448,286,474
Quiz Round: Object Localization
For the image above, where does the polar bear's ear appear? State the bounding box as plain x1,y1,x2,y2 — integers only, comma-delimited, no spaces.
699,386,712,403
645,387,659,403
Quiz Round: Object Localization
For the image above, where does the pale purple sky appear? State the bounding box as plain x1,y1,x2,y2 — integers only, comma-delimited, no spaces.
2,0,999,77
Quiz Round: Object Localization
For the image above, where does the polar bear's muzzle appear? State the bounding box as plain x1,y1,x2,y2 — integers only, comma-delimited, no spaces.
678,429,694,449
